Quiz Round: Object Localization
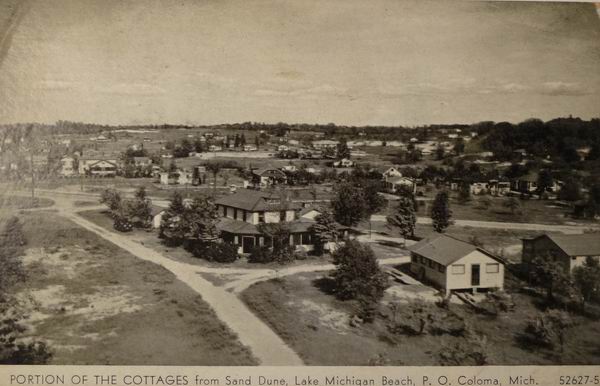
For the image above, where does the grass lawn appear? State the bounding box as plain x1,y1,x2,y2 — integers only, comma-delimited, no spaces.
11,210,257,365
241,271,600,366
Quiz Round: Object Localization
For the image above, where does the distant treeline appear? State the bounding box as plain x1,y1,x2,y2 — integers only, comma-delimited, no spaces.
475,117,600,162
1,118,599,155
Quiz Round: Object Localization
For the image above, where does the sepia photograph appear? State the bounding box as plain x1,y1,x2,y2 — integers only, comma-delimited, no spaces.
0,0,600,369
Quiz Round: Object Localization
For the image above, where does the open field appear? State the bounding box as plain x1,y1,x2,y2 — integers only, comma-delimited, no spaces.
11,211,257,365
242,271,600,366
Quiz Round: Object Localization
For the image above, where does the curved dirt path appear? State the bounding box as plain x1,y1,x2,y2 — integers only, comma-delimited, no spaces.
62,211,304,366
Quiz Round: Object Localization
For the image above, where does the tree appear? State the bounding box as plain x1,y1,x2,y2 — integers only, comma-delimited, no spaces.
431,191,452,233
537,169,554,198
529,255,570,302
331,182,368,227
183,195,220,246
523,310,574,353
336,139,351,160
205,161,223,195
331,240,389,321
311,211,339,256
458,183,471,204
454,138,465,155
435,145,445,160
257,222,294,264
0,217,27,294
503,197,521,215
558,178,582,202
159,191,187,245
99,189,122,213
572,257,600,312
128,187,153,228
386,195,416,240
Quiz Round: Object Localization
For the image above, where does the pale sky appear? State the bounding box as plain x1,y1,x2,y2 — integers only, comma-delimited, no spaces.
0,0,599,126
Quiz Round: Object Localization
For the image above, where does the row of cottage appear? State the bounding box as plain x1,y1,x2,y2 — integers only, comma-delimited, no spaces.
151,185,600,297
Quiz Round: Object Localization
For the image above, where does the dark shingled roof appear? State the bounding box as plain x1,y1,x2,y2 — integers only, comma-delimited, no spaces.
409,234,503,267
217,218,260,235
215,189,302,212
545,234,600,257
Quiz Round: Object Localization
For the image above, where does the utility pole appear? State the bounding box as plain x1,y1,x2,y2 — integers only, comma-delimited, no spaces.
29,150,35,201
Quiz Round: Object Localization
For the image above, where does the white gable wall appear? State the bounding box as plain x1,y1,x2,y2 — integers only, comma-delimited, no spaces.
446,250,504,292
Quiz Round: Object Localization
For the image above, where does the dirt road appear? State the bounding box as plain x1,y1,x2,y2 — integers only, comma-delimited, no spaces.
61,211,304,365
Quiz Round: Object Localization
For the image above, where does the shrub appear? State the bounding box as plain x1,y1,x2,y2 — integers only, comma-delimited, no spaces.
248,246,275,264
113,215,133,232
191,242,238,263
437,332,488,366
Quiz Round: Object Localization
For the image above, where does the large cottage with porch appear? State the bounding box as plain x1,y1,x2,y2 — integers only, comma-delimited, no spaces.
409,234,505,296
215,189,346,254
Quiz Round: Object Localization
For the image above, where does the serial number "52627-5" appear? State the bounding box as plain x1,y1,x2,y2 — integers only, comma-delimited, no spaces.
559,376,600,385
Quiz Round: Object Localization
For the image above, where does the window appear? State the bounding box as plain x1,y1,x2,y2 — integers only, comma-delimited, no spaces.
234,208,238,220
452,265,465,275
438,265,445,273
293,233,301,245
411,255,417,263
486,263,500,273
280,211,286,221
258,211,265,223
221,206,227,216
242,210,247,222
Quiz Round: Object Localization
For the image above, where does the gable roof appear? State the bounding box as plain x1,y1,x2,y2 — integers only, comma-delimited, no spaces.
409,234,504,267
543,233,600,256
215,189,302,212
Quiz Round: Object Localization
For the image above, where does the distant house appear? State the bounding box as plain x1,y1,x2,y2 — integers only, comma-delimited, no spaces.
59,156,76,177
78,158,118,177
215,190,346,254
488,179,510,196
159,170,193,185
281,165,297,172
469,182,489,195
277,145,289,152
510,173,538,193
251,167,287,188
386,141,405,148
243,145,257,152
132,157,152,167
333,158,354,168
312,140,339,150
208,145,222,152
382,166,403,181
522,233,600,273
410,234,505,295
385,176,416,194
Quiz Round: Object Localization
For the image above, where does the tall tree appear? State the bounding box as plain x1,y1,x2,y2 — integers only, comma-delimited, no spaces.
537,169,554,199
431,191,452,233
311,210,339,256
331,240,389,321
572,257,600,312
386,195,417,240
336,139,351,160
332,182,368,227
529,255,570,302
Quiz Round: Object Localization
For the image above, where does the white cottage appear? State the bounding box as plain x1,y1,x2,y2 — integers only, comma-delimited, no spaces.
409,234,505,295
